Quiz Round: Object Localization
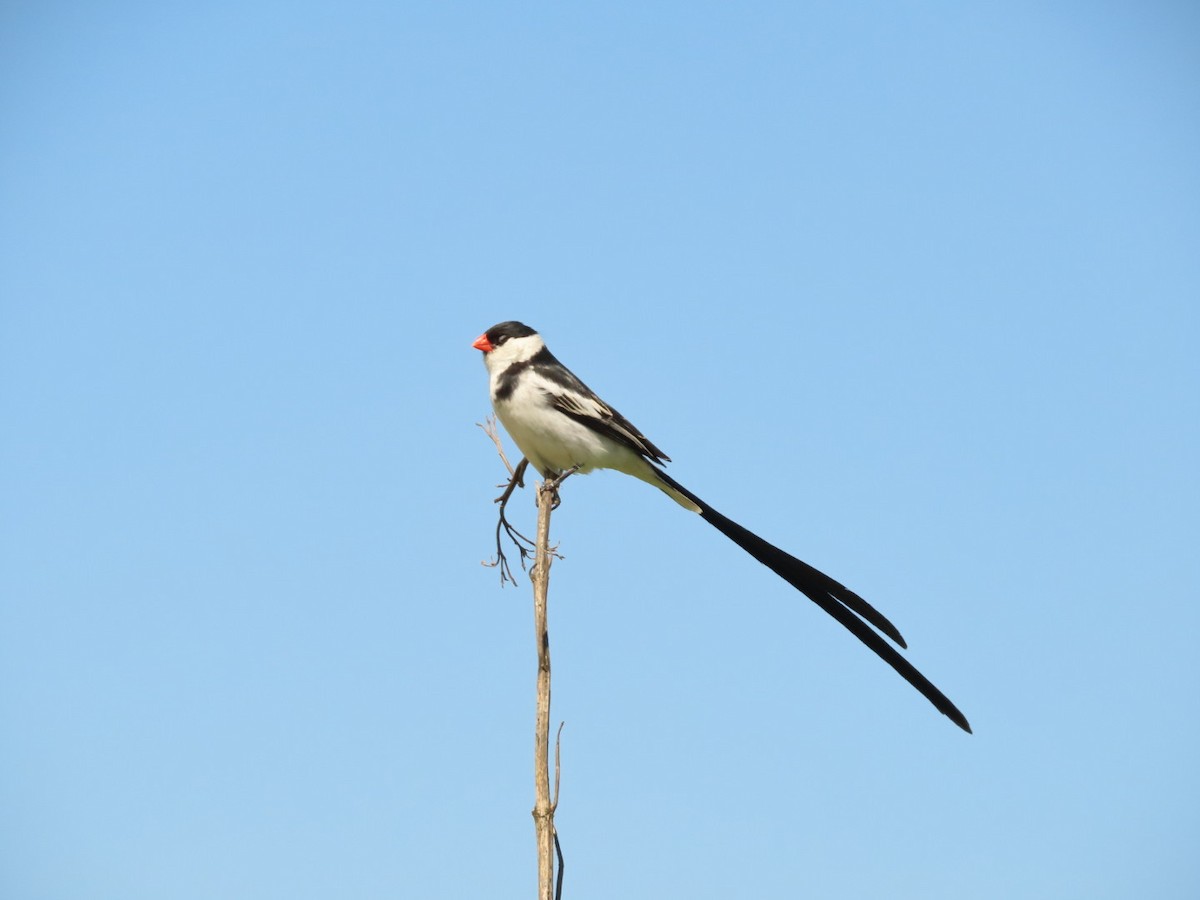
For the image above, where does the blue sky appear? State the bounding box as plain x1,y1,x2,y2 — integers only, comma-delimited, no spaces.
2,3,1198,897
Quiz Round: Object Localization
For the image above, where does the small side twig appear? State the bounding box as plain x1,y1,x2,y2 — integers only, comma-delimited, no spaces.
479,417,562,585
552,722,565,900
493,458,536,585
552,722,564,812
478,416,517,476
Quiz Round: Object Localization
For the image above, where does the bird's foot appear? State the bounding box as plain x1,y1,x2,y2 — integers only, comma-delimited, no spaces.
542,466,580,510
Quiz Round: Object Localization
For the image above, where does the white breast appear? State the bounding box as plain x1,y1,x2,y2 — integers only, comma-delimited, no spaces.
491,373,613,477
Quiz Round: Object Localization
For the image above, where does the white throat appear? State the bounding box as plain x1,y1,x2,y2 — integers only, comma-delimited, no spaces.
483,333,545,376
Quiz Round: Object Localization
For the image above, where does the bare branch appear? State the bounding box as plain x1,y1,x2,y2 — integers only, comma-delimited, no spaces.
487,458,536,586
479,421,553,586
478,430,563,586
479,419,565,898
532,480,557,900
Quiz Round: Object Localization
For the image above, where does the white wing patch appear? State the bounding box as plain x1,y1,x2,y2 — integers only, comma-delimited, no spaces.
550,390,666,463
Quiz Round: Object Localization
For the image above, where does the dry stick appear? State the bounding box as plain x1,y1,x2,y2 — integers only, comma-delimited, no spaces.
532,479,556,900
481,420,563,896
492,458,534,585
479,418,536,585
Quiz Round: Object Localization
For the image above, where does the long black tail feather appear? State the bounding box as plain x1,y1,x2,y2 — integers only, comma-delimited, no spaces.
654,470,972,733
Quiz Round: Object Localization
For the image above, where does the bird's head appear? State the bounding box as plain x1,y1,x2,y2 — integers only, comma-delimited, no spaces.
472,321,544,368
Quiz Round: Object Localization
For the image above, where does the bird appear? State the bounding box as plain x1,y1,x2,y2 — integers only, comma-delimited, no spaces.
472,320,971,733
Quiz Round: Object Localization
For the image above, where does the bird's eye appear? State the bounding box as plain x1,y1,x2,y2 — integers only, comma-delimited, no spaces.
495,335,508,345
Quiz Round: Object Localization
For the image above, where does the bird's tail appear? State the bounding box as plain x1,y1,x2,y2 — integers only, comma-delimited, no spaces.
651,468,972,733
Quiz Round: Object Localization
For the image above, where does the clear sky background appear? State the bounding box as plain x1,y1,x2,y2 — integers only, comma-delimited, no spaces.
2,3,1198,898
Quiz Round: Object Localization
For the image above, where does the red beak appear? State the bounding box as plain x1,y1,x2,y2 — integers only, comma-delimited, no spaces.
472,332,493,352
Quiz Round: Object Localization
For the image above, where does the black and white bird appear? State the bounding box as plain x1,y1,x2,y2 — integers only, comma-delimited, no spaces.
473,320,971,733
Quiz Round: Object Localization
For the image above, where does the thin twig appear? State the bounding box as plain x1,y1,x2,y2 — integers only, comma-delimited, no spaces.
477,416,516,476
552,721,564,812
478,418,541,585
551,724,566,897
490,458,536,585
478,416,532,582
478,422,563,585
